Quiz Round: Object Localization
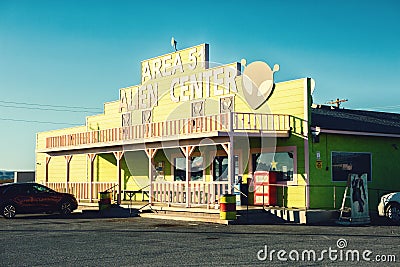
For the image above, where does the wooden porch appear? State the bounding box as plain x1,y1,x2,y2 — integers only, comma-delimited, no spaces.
44,112,292,150
39,112,293,208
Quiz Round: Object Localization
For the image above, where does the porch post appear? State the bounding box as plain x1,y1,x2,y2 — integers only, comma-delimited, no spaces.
145,148,158,205
45,156,51,185
185,147,190,208
113,151,124,205
222,139,234,195
228,137,234,194
87,153,96,202
64,155,72,193
149,154,153,205
181,146,196,208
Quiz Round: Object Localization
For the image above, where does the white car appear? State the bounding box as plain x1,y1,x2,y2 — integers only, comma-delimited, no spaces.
378,192,400,224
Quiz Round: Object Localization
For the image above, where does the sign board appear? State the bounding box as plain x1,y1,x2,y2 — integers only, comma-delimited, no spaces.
120,44,241,112
316,160,322,169
349,174,370,223
119,43,280,116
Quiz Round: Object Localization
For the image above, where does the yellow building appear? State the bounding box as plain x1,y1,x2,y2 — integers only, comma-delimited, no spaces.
36,43,313,209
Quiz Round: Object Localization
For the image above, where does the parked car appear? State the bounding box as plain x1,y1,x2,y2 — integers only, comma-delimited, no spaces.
0,182,78,219
378,192,400,224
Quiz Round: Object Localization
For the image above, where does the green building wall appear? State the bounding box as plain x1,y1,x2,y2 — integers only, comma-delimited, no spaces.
309,133,400,210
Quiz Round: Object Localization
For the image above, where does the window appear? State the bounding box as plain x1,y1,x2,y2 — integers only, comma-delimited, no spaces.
142,110,152,123
191,101,204,117
4,185,29,195
332,152,372,182
213,156,228,181
252,152,294,181
173,157,205,181
32,184,53,193
122,112,131,127
190,156,204,181
213,156,239,181
174,158,186,181
220,96,234,113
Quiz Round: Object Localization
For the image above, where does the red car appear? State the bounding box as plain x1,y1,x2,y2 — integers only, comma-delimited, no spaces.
0,183,78,219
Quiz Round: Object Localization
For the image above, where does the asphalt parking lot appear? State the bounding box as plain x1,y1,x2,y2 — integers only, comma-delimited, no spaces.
0,211,399,266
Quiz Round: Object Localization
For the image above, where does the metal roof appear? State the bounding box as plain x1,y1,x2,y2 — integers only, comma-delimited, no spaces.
311,105,400,135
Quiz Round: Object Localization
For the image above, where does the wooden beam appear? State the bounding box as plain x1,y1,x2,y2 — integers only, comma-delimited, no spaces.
113,151,124,161
180,145,196,158
227,138,234,194
151,149,157,159
64,155,72,193
145,148,158,159
185,146,190,208
180,147,187,157
64,155,72,163
188,145,196,157
145,148,158,205
87,153,96,162
147,153,155,205
45,156,51,184
112,151,124,205
87,153,96,202
221,143,229,154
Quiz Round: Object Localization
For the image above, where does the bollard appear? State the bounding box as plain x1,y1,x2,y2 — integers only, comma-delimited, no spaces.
98,191,112,210
220,194,236,220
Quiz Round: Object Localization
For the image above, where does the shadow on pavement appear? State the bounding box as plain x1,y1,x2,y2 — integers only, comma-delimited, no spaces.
10,204,139,220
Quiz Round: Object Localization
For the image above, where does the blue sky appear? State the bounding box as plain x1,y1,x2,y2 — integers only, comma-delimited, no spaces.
0,0,399,170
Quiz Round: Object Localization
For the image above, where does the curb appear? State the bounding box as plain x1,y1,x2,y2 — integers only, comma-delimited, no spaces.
139,212,233,225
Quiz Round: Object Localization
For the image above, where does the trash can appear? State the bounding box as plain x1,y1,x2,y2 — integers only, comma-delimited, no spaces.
219,194,236,220
98,191,112,210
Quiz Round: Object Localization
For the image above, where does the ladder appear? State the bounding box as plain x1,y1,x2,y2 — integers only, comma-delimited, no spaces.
338,182,352,222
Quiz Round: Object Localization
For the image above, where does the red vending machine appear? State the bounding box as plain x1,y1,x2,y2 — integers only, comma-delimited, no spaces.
253,171,277,206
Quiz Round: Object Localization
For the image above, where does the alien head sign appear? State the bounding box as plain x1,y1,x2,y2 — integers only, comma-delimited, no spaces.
241,60,279,110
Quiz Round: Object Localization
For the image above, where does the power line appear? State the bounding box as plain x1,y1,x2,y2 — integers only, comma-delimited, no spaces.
0,100,102,111
0,117,81,126
0,103,99,113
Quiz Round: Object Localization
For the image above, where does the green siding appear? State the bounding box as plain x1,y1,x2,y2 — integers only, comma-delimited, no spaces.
309,133,400,209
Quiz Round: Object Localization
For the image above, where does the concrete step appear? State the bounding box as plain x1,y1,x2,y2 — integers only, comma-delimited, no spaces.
140,212,230,225
138,207,287,225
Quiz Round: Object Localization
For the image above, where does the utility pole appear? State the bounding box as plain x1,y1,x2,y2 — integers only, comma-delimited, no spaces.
327,98,348,108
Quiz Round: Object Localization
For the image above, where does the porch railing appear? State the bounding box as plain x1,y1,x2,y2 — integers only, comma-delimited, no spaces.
152,181,229,207
45,112,291,149
45,182,118,202
233,112,290,132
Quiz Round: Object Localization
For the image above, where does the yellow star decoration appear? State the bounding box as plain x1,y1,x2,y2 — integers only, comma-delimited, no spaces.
271,160,278,170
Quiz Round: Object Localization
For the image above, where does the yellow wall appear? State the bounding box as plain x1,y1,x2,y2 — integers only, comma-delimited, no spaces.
86,101,121,130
